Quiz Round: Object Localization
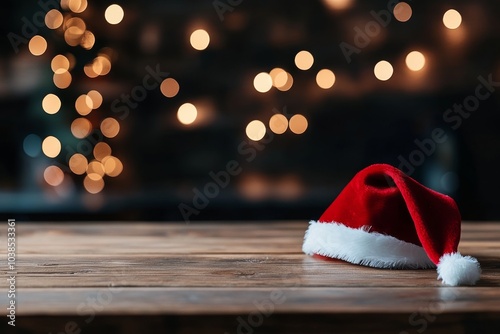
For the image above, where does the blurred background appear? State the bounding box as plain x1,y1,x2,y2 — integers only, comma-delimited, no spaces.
1,0,500,221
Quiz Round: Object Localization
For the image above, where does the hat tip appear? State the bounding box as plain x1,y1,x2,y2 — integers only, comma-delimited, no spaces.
437,252,481,286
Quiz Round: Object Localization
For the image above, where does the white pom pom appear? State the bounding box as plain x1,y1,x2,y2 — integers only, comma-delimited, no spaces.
437,252,481,286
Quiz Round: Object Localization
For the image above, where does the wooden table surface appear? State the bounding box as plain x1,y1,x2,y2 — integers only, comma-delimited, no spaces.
1,221,500,333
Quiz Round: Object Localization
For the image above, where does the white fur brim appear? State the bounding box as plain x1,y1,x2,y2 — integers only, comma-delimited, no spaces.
437,252,481,286
303,221,435,269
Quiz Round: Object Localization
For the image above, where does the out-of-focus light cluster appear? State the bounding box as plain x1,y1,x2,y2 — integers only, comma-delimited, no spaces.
269,68,293,91
161,78,180,98
42,94,61,114
406,51,426,71
28,35,47,56
42,136,62,158
374,60,393,81
295,50,314,70
443,9,462,30
393,2,412,22
105,4,124,25
246,113,309,141
316,69,336,89
177,103,198,125
322,0,353,11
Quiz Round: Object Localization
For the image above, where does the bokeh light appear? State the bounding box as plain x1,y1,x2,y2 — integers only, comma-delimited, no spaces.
276,72,294,91
253,72,273,93
289,115,308,134
42,136,61,158
177,103,198,125
28,35,47,56
105,4,124,25
92,56,112,76
69,153,88,175
75,94,93,116
84,174,105,194
322,0,353,10
443,9,462,29
42,94,61,114
190,29,210,51
101,118,120,138
87,90,103,109
295,50,314,70
405,51,426,71
93,142,112,161
316,69,336,89
246,120,266,141
53,71,72,89
51,55,70,74
44,166,64,187
80,30,95,50
374,60,393,81
269,114,288,135
103,156,123,177
160,78,180,98
393,2,412,22
68,0,88,13
45,9,64,29
87,160,105,178
71,118,93,139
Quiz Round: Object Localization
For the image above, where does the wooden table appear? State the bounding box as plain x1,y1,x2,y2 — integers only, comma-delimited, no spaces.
1,221,499,333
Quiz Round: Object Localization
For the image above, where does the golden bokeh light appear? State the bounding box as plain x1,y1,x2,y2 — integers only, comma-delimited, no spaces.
269,114,288,135
322,0,353,10
68,0,88,13
393,2,412,22
44,166,64,187
80,30,95,50
87,160,105,178
405,51,426,71
84,64,99,78
103,156,123,177
75,94,93,116
374,60,394,81
87,90,103,109
160,78,180,98
69,153,88,175
42,94,61,115
71,118,93,139
295,50,314,70
28,35,47,56
270,68,286,87
42,136,61,158
177,103,198,125
276,72,294,91
289,114,308,135
93,142,112,161
190,29,210,51
443,9,462,30
253,72,273,93
51,55,70,74
92,56,112,76
316,69,336,89
105,4,124,25
45,9,64,29
53,70,72,89
84,174,105,194
101,118,120,138
246,120,266,141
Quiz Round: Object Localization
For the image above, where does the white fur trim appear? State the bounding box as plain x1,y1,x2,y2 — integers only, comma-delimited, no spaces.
437,252,481,286
303,221,435,269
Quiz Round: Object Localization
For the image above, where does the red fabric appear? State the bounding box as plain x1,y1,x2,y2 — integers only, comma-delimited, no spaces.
319,164,461,264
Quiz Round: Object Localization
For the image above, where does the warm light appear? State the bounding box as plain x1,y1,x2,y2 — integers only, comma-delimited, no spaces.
42,136,61,158
160,78,180,98
253,72,273,93
405,51,426,71
53,71,72,89
269,114,288,135
69,153,88,175
84,64,99,78
80,30,95,50
42,94,61,114
71,118,92,139
177,103,198,125
87,90,103,109
316,69,336,89
105,4,124,25
93,142,112,161
295,50,314,70
51,55,70,74
87,160,105,178
101,118,120,138
68,0,88,13
190,29,210,51
374,60,393,81
246,120,266,141
276,72,294,91
270,68,286,87
103,156,123,177
443,9,462,29
92,56,112,76
75,94,93,116
322,0,353,10
28,35,47,56
44,166,64,187
289,115,308,134
45,9,63,29
393,2,412,22
84,174,105,194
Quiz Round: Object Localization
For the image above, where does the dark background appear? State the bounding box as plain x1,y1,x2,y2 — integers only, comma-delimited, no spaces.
1,0,499,221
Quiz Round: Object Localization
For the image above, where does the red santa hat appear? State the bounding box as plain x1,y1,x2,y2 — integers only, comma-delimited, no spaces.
303,164,481,286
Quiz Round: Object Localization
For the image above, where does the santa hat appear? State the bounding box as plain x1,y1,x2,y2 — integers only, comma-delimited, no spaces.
303,164,481,286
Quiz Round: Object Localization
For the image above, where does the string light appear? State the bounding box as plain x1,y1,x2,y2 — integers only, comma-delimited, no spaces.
295,50,314,70
374,60,393,81
246,120,266,141
190,29,210,51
